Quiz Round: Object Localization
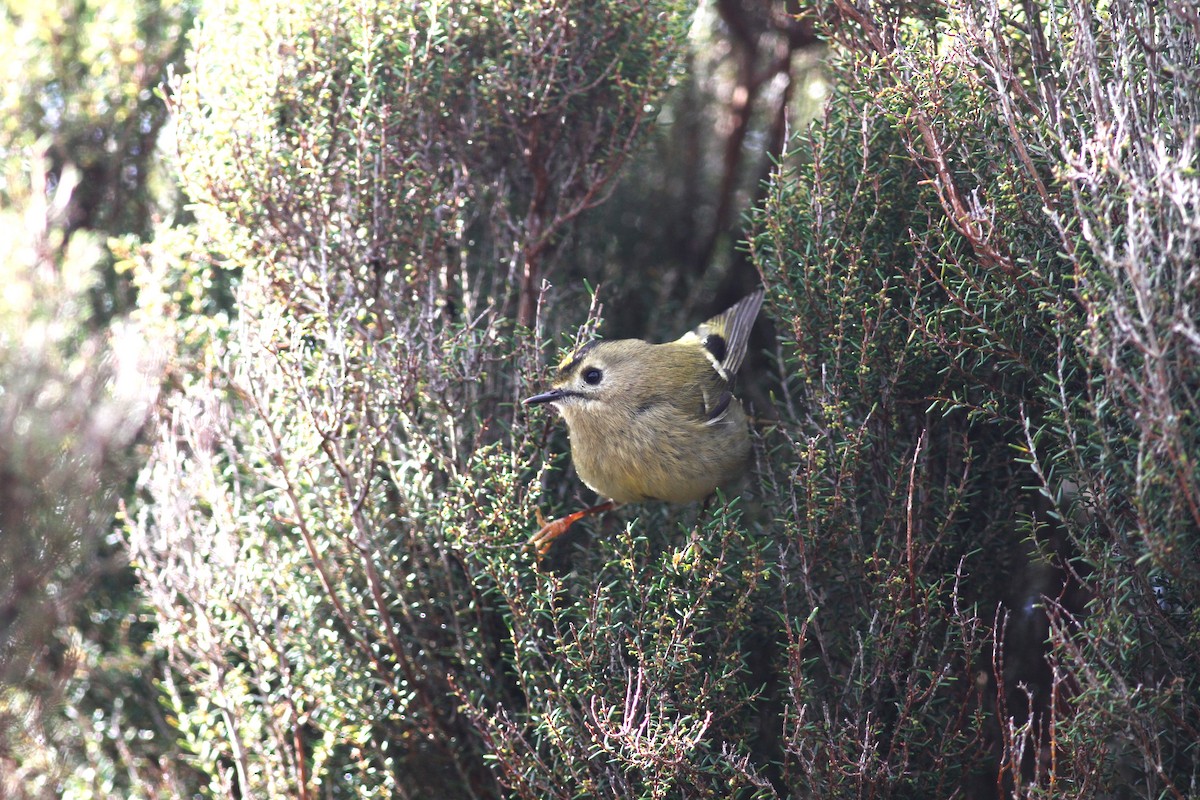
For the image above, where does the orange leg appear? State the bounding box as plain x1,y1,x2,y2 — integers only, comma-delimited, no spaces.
528,501,616,558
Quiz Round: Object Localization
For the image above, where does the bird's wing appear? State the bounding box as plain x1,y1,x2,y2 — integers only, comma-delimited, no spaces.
704,389,734,425
686,288,764,379
637,346,733,426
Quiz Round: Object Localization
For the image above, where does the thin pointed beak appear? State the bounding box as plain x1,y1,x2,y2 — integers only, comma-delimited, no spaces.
523,388,566,406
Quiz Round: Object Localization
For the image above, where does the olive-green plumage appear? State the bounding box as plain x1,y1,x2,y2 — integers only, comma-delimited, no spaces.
525,289,764,506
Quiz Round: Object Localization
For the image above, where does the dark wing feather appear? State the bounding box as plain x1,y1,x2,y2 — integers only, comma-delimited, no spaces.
692,288,764,377
705,390,733,424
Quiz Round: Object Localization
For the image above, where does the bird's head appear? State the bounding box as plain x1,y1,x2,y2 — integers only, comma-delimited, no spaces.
523,340,653,420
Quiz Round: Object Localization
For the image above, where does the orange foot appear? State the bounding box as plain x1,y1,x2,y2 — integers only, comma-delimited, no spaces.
528,501,616,559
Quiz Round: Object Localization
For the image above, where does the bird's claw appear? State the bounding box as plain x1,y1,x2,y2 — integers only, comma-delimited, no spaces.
526,501,617,561
528,514,573,560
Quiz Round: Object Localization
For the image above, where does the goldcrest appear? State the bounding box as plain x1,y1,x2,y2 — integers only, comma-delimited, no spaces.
524,288,764,554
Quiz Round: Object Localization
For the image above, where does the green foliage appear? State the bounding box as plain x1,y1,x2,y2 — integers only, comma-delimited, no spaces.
456,488,775,799
753,0,1200,795
170,0,690,327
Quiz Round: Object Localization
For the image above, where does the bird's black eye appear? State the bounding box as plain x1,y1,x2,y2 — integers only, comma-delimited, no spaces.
583,367,603,385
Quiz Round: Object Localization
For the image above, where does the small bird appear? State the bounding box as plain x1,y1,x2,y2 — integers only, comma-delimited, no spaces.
524,288,764,556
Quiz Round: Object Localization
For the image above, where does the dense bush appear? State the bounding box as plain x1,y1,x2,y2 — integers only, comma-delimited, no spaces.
128,1,758,796
754,0,1199,795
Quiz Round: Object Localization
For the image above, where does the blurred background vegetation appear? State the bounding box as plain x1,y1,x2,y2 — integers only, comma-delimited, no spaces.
1,0,1197,798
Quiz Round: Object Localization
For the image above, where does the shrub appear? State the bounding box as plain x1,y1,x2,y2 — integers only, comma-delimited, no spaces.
126,1,775,797
752,0,1200,795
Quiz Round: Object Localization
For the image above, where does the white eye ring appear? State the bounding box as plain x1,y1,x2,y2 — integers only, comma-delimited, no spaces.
583,367,603,385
